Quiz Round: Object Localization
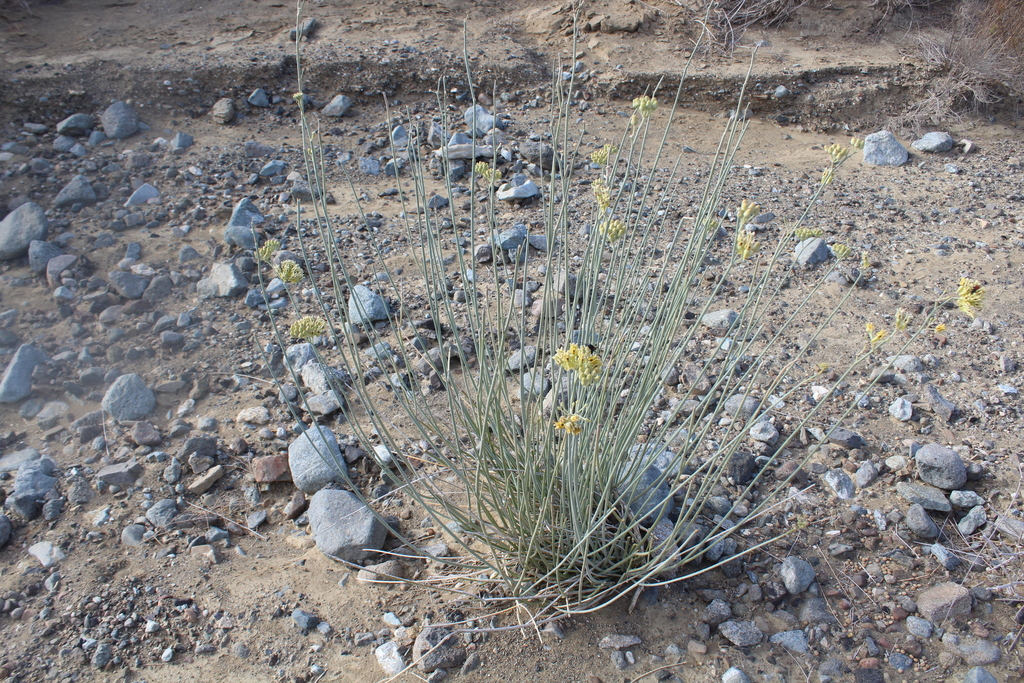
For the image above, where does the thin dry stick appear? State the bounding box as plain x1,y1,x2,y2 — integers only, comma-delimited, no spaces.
185,500,269,540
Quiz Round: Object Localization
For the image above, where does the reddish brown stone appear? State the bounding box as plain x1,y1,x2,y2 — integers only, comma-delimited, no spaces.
859,658,881,668
283,490,307,520
251,454,290,483
130,420,162,446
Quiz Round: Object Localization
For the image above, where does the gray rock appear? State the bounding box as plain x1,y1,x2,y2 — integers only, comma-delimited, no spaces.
375,641,405,675
413,626,467,672
56,113,94,136
0,202,49,260
916,443,966,490
358,157,380,175
824,469,855,500
769,630,809,654
701,309,738,329
780,556,815,594
506,346,537,372
888,652,914,671
957,505,987,536
855,461,879,488
464,104,499,136
718,621,763,647
863,130,908,166
169,132,193,154
950,490,985,509
286,342,317,371
905,615,932,638
28,540,65,567
321,95,353,117
0,447,41,472
348,285,389,325
748,420,778,444
795,237,830,266
197,263,247,298
292,609,320,634
308,489,386,561
912,132,954,153
223,197,264,249
941,633,1001,666
108,270,150,299
121,524,147,546
917,582,971,623
896,481,951,511
724,394,760,422
702,598,732,626
923,384,958,423
496,174,540,201
96,459,144,486
0,344,47,403
722,667,750,683
101,101,140,139
211,98,235,124
494,223,528,251
827,427,867,449
102,373,155,420
306,391,344,416
521,370,549,396
125,183,159,207
891,354,923,372
288,426,345,494
300,362,348,394
0,514,11,548
28,240,63,273
889,397,913,421
930,543,961,570
906,503,939,539
962,667,998,683
54,175,98,209
145,498,179,527
248,88,270,107
799,597,841,627
6,457,57,519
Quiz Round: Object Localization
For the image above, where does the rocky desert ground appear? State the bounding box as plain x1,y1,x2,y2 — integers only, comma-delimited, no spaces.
1,0,1023,682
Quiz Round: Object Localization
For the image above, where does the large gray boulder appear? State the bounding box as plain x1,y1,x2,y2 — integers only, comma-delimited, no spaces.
101,101,139,139
288,426,345,494
102,373,155,420
863,131,908,166
53,175,97,209
916,443,967,490
197,263,247,298
347,285,389,325
6,457,58,520
0,202,49,260
0,344,48,403
223,197,264,249
308,489,386,561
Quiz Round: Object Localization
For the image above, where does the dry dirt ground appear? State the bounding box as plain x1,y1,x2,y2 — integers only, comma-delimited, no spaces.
1,1,1023,683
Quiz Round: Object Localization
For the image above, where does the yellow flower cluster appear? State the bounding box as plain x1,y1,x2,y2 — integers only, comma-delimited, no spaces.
256,239,281,263
554,413,587,435
956,277,985,318
850,137,865,150
736,199,760,228
599,219,626,243
824,143,850,164
735,231,759,259
820,167,835,185
632,95,658,118
831,243,852,260
794,227,823,240
474,161,499,183
553,343,603,386
275,260,304,284
590,144,617,166
290,316,326,340
591,178,612,212
894,308,911,331
865,322,888,349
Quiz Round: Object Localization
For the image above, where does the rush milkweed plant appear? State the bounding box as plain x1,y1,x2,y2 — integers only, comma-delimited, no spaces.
252,5,981,624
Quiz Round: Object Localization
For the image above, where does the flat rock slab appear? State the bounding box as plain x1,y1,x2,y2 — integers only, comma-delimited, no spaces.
917,582,972,623
308,489,386,562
